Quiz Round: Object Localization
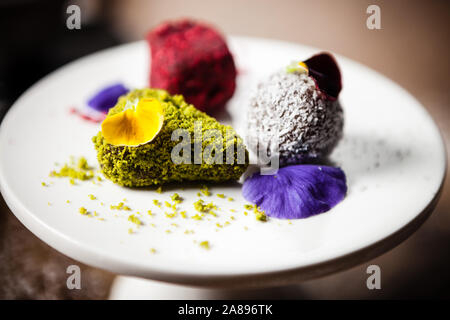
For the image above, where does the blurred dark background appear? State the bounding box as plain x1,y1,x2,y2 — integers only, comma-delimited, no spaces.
0,0,449,299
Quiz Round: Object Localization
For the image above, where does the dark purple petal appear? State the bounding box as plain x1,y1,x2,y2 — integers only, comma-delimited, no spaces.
87,83,128,113
242,165,347,219
304,53,342,100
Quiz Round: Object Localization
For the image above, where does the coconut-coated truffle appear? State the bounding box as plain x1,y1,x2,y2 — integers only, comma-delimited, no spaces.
246,70,343,165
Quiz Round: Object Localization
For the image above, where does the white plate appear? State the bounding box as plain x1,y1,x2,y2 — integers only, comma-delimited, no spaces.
0,37,446,287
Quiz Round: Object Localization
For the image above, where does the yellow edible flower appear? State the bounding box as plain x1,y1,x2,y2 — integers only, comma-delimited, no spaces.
101,98,164,146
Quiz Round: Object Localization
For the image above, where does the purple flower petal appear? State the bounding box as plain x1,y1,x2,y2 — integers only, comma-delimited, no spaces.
304,53,342,100
87,83,128,113
242,165,347,219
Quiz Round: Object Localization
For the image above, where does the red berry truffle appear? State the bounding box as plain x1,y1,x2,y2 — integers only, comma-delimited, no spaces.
146,20,237,115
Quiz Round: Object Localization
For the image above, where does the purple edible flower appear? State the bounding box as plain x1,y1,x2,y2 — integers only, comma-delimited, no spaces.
304,53,342,100
242,165,347,219
87,83,128,113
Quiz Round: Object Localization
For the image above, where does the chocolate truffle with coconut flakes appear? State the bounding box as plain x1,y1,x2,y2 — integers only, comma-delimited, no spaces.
246,53,344,165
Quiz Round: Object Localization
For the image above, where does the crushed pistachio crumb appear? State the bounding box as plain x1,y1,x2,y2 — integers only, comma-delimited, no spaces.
110,202,131,211
199,241,210,250
200,185,211,196
228,197,234,201
216,193,225,198
156,186,162,194
128,214,142,225
88,194,96,200
41,182,47,187
150,248,157,254
79,207,88,215
171,193,183,204
193,199,217,213
50,157,94,182
255,212,267,221
152,199,161,207
165,212,177,219
250,204,268,222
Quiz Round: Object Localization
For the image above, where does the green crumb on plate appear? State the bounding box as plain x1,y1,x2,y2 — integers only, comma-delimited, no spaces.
216,193,225,198
193,199,217,213
50,156,94,182
88,194,96,200
199,241,210,250
152,199,161,207
191,214,203,221
128,214,142,225
79,207,88,215
200,185,211,196
171,193,183,203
